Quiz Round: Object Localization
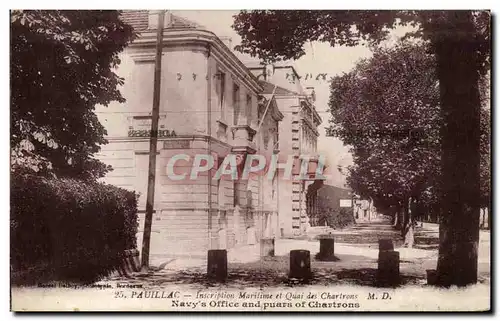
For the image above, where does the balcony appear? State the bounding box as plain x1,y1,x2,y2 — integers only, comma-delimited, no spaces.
230,125,257,154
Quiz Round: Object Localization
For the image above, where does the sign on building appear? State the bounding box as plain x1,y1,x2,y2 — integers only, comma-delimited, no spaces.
128,115,176,138
339,199,352,208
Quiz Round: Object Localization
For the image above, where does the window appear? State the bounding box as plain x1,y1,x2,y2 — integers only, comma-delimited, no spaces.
258,104,265,123
218,71,225,119
246,94,252,124
233,84,240,125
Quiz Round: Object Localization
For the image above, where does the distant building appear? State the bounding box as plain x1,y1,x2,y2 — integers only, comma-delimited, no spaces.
314,185,353,226
353,197,375,222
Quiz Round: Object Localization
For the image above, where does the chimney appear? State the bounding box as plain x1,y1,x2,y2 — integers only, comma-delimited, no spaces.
264,64,276,81
148,10,171,29
305,86,316,102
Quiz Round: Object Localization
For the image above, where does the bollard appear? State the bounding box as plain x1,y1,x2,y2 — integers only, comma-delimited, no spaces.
260,238,275,257
317,234,336,261
378,239,394,252
207,249,228,281
426,269,437,285
377,250,400,287
289,250,312,280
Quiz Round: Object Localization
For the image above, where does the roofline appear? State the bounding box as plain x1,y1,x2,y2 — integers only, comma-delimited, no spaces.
247,65,301,80
259,80,300,96
128,28,263,94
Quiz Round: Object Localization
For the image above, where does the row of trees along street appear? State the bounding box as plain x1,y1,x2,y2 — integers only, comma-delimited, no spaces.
328,42,491,248
233,10,490,287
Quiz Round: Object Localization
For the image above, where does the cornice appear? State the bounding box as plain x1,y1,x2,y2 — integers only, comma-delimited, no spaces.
105,134,232,149
128,29,263,94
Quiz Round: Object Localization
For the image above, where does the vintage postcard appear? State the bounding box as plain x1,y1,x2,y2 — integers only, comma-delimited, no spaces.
10,9,491,312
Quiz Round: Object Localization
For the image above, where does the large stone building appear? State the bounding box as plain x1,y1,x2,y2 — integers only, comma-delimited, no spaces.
95,10,283,257
247,65,323,236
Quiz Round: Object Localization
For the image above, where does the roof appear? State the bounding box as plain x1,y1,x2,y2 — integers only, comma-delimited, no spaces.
120,10,205,32
259,80,299,96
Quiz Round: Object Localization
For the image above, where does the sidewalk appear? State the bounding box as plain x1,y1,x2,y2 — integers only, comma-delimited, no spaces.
137,219,489,286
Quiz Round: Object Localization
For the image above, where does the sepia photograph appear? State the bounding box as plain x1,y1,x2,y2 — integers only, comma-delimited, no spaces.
9,8,491,312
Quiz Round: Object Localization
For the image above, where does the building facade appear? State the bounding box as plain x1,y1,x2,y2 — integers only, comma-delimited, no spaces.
95,10,283,257
247,66,323,237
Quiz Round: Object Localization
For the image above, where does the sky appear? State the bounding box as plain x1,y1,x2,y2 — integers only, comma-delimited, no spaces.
171,10,410,188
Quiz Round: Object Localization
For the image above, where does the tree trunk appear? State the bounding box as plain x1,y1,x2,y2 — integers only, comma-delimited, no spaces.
393,206,403,230
432,11,482,287
401,199,408,237
487,205,491,230
403,197,415,248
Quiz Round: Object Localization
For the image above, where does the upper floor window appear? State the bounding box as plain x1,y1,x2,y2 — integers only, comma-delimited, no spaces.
246,94,252,124
233,84,240,125
216,70,226,120
258,104,265,123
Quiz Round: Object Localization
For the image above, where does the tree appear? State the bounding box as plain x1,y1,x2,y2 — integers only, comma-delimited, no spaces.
11,10,135,180
335,42,491,242
233,10,490,286
328,42,441,248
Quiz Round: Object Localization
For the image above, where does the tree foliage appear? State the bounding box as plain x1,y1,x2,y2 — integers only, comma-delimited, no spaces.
233,9,490,213
233,10,489,73
233,10,491,285
330,43,440,204
233,10,401,62
11,10,135,180
329,42,490,219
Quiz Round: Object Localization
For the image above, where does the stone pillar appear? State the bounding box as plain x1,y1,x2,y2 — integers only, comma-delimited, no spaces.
316,234,336,261
426,269,437,285
377,250,400,287
260,237,275,257
378,239,394,252
289,250,311,280
207,249,227,281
